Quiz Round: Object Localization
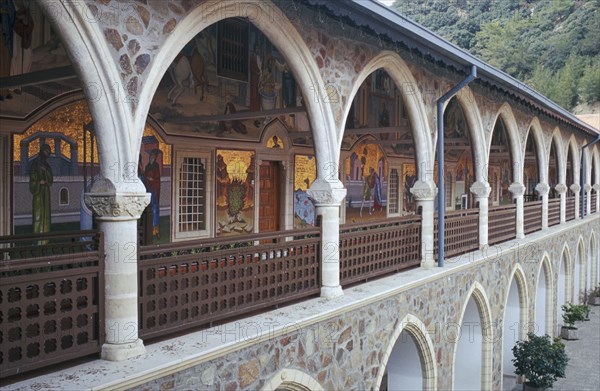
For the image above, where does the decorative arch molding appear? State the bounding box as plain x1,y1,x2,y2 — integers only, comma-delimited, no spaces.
524,117,548,183
448,86,487,182
566,134,581,185
536,254,554,336
575,236,586,302
550,127,566,184
342,51,433,180
590,230,598,288
489,103,523,183
505,264,529,335
452,281,494,391
262,369,324,391
37,2,140,191
137,0,338,180
261,118,292,150
375,313,437,391
560,242,574,303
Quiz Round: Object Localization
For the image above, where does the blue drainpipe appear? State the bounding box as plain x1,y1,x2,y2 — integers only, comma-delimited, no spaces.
437,65,477,267
580,135,600,219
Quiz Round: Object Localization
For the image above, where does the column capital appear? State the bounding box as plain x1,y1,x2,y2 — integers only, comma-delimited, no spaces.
307,180,346,206
470,181,491,198
84,177,150,220
410,180,437,201
583,183,592,193
593,184,600,192
570,183,581,193
535,182,550,196
555,183,568,194
508,182,525,197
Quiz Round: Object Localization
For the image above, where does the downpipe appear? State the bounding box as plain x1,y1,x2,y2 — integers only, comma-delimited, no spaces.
437,65,477,267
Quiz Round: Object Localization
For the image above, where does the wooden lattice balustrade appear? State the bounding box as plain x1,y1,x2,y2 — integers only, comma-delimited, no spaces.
0,231,104,379
591,193,597,214
523,201,543,234
566,196,576,221
137,229,320,340
548,198,561,227
434,209,479,259
339,215,421,286
488,204,517,245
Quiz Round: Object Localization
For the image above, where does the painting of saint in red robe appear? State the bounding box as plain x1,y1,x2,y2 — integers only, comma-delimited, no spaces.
144,149,161,239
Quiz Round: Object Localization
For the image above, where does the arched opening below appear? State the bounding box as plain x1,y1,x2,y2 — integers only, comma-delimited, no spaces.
455,296,483,391
574,249,582,304
557,257,567,334
502,278,520,387
587,244,592,297
386,330,424,391
535,269,547,335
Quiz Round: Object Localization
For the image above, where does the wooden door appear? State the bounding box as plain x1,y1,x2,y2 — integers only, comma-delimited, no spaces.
259,161,280,232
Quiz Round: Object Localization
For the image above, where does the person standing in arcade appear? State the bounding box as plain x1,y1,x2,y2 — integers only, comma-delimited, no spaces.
144,149,161,240
29,144,53,235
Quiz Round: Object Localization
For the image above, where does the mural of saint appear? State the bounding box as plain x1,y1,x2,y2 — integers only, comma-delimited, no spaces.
29,144,53,234
144,149,161,239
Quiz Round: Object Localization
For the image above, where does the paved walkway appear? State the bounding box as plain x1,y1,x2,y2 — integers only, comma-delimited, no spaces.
511,304,600,391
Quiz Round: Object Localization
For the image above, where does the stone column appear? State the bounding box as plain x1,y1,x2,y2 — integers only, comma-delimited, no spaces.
410,180,437,269
584,184,592,216
307,180,346,300
470,181,491,249
85,177,150,361
0,135,10,237
535,183,550,230
570,183,581,220
555,183,567,223
594,184,600,213
509,183,525,239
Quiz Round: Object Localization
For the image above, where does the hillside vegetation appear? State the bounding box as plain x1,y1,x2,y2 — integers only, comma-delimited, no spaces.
393,0,600,111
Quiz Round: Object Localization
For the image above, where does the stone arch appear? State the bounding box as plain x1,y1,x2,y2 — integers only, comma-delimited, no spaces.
261,118,292,150
137,1,338,180
589,230,597,291
344,51,433,180
452,281,494,391
566,134,580,186
450,86,487,182
262,369,324,391
535,255,554,336
550,128,566,185
489,103,523,183
524,117,548,184
574,236,586,303
37,2,141,192
556,243,573,334
501,264,528,387
592,146,600,185
375,313,437,391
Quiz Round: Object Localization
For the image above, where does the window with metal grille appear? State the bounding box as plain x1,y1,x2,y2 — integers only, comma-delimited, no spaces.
389,168,399,214
177,156,206,233
217,18,249,81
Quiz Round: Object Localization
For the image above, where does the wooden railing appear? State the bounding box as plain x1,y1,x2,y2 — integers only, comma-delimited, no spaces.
566,196,576,221
488,204,516,245
434,209,479,259
591,193,597,214
0,231,104,379
548,198,561,227
523,201,543,234
137,229,320,340
339,215,421,286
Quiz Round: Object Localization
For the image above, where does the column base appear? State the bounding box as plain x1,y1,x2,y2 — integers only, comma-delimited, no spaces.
420,258,435,269
321,285,343,300
101,338,145,361
516,233,525,239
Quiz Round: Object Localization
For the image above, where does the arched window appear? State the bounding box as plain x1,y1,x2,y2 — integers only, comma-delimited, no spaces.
59,187,69,206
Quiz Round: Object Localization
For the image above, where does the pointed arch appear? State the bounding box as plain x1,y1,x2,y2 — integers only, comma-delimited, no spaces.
262,369,324,391
446,87,487,182
137,0,338,179
566,134,580,186
560,242,574,303
550,128,566,185
525,117,548,184
489,103,523,183
37,2,138,190
345,51,433,180
375,313,437,391
592,146,600,185
588,230,597,291
574,236,586,303
452,281,494,391
535,255,554,336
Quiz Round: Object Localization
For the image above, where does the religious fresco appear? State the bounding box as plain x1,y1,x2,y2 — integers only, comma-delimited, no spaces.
402,163,417,213
11,100,172,239
150,20,305,142
293,154,316,228
215,149,255,236
344,143,387,222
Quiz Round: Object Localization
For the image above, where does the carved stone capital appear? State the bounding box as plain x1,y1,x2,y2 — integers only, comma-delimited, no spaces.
410,180,437,201
555,183,568,194
470,181,491,198
593,184,600,192
583,183,592,193
307,180,347,206
85,193,150,220
570,183,581,193
508,182,525,197
534,182,550,196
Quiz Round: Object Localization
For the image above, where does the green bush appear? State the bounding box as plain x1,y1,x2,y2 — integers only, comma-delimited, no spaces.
512,332,568,389
561,302,586,328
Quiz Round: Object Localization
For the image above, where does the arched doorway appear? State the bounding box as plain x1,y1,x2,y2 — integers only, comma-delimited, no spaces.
574,240,584,304
502,268,527,389
556,248,570,334
535,260,552,335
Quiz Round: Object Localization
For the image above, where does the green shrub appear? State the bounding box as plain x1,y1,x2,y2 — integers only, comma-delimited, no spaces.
512,332,568,389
